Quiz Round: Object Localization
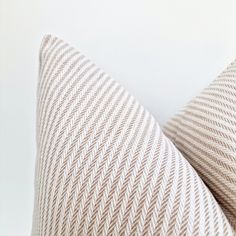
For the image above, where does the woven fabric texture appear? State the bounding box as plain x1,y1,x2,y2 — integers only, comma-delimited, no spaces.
32,35,235,235
164,60,236,230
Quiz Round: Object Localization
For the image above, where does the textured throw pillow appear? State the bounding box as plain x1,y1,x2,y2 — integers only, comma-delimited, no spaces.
164,60,236,230
32,35,234,235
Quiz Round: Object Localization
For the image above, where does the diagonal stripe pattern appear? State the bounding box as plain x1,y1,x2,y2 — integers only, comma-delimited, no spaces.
164,59,236,231
32,35,235,236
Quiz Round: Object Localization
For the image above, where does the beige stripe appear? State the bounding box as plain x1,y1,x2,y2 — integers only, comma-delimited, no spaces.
164,64,236,228
44,80,120,234
32,35,235,236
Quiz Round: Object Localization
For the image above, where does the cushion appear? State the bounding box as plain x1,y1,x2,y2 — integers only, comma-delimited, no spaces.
32,35,234,235
164,59,236,230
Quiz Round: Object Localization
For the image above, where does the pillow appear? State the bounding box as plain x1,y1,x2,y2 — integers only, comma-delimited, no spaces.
164,60,236,230
32,35,234,235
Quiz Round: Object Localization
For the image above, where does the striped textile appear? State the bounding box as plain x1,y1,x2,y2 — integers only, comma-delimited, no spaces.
32,35,235,235
164,59,236,230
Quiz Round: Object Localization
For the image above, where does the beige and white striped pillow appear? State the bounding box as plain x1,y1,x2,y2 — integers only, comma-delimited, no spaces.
164,60,236,230
32,35,235,235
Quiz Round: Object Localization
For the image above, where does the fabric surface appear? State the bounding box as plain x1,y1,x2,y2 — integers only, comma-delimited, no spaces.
164,60,236,230
32,35,235,236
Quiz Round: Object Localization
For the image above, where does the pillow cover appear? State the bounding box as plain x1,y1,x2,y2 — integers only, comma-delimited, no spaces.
32,35,234,236
164,60,236,230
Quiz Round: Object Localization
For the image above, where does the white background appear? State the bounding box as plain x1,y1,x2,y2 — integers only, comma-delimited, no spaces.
1,0,236,235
